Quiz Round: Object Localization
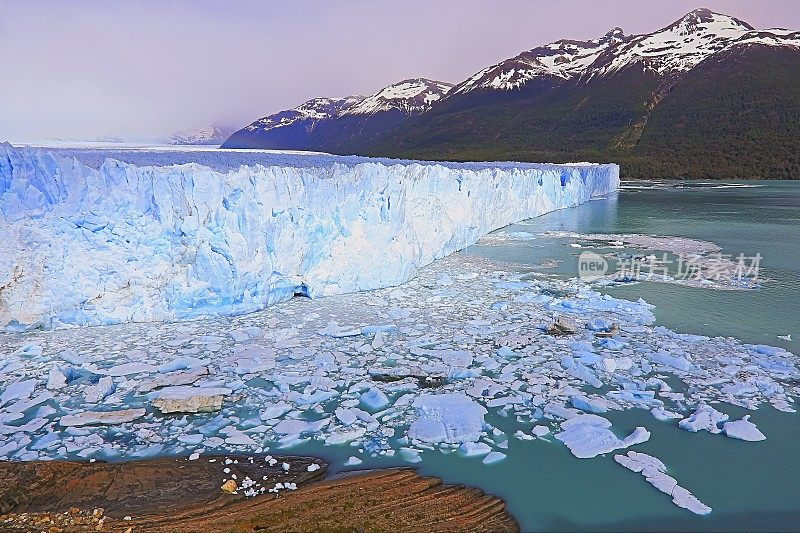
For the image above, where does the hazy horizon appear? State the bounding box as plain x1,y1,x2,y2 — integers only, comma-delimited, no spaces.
2,0,799,142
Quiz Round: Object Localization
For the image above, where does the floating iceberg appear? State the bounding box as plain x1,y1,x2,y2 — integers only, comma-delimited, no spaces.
0,144,618,329
409,393,487,444
615,451,712,515
678,404,729,434
151,386,231,414
722,415,766,442
555,414,650,458
58,408,146,427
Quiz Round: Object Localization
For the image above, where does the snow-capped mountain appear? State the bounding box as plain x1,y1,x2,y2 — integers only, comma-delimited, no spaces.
591,8,800,78
450,28,627,95
449,8,799,96
169,124,234,145
223,9,800,179
242,96,363,135
343,78,453,115
223,78,450,150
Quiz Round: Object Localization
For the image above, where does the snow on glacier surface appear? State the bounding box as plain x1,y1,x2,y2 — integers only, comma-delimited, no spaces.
0,143,618,329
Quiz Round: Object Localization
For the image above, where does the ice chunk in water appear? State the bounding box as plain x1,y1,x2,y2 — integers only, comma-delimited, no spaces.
615,451,711,515
650,351,697,373
722,415,766,441
152,386,231,414
260,402,292,421
678,404,728,434
400,447,422,463
84,377,114,403
532,425,551,437
482,451,507,464
555,414,650,459
571,394,610,414
0,379,37,407
59,408,146,427
460,442,491,457
360,387,390,411
408,393,487,444
651,407,682,422
46,367,67,390
273,419,327,435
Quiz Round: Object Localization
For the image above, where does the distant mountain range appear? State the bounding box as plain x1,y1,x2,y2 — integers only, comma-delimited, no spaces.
222,79,452,152
170,124,235,145
224,9,800,179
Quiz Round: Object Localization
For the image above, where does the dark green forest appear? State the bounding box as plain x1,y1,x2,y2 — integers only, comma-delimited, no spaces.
358,45,800,180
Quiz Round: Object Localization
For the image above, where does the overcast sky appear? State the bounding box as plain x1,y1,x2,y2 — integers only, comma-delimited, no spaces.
2,0,798,142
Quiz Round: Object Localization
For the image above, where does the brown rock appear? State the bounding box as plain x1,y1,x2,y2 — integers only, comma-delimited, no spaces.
219,479,238,494
0,457,518,532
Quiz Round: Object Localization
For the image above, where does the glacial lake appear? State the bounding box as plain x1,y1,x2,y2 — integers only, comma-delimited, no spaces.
2,179,797,531
311,180,800,531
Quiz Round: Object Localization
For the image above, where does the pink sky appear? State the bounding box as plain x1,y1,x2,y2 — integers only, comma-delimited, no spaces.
1,0,798,141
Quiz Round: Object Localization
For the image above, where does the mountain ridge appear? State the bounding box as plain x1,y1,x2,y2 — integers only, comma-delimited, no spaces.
223,8,800,179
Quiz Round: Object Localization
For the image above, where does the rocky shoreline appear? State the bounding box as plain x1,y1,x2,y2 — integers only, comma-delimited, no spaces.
0,455,518,532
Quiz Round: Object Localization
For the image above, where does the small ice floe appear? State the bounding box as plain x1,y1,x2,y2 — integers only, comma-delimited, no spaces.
722,415,766,442
46,366,68,390
650,407,683,422
436,273,454,286
399,447,422,463
371,331,385,350
84,376,115,403
482,451,506,464
571,394,610,414
649,350,698,373
98,362,158,377
514,430,534,441
344,456,363,467
615,451,711,515
0,379,37,407
555,414,650,459
59,408,146,427
460,442,491,457
225,433,258,446
325,427,367,445
331,406,361,428
272,419,327,436
138,366,209,393
151,386,231,414
777,334,791,342
12,343,43,358
532,425,551,438
678,404,728,434
307,463,321,472
360,387,390,411
408,393,487,444
260,402,292,421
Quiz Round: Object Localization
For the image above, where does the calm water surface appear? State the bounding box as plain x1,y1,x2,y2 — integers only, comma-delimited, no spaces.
309,181,800,532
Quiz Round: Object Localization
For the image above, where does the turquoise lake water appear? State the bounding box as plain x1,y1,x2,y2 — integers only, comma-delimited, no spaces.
467,181,799,354
308,181,800,531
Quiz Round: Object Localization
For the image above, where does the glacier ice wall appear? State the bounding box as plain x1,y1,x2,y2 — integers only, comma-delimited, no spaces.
0,144,618,329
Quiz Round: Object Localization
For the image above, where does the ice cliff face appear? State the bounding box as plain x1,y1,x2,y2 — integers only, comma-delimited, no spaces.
0,144,618,329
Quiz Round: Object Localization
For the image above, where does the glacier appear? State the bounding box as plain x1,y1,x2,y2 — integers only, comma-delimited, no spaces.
0,143,618,329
